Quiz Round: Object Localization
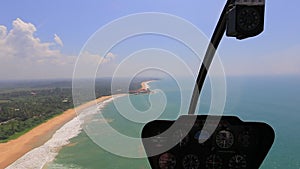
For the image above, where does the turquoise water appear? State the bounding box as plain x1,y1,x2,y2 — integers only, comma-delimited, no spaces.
47,76,300,169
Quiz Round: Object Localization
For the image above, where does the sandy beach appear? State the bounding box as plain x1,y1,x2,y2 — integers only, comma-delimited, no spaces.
0,80,151,168
0,95,112,169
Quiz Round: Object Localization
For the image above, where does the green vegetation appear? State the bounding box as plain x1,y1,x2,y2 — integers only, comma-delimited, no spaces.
0,88,73,141
0,78,150,142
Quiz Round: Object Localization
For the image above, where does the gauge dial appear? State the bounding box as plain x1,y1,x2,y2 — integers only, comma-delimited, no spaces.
173,129,189,147
206,154,222,169
158,153,176,169
237,7,261,32
228,155,247,169
216,130,234,149
182,154,200,169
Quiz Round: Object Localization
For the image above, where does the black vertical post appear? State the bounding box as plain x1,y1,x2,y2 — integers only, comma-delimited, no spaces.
188,0,233,115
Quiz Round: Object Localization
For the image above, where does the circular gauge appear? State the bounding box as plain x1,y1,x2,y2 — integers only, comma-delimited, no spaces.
237,7,261,32
159,153,176,169
238,131,250,147
228,155,247,169
173,129,189,147
206,154,222,169
216,130,234,149
182,154,200,169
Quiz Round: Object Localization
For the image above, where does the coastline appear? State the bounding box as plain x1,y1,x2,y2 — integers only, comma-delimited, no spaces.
0,95,112,169
0,80,152,168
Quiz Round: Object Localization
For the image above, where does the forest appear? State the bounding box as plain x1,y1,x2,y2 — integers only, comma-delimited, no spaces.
0,78,149,142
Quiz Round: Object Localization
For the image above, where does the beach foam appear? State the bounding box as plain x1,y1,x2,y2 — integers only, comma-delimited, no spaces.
6,95,125,169
6,116,82,169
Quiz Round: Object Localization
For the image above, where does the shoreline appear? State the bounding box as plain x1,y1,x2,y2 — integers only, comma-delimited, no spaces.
0,95,113,169
0,80,153,168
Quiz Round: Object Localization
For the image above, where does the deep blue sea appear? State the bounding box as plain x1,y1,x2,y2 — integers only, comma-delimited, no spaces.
47,76,300,169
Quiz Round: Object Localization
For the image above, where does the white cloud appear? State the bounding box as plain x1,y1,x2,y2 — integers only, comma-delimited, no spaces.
71,51,118,79
54,34,63,47
0,18,116,80
0,18,62,61
0,18,71,79
80,51,116,64
103,52,116,63
0,25,7,39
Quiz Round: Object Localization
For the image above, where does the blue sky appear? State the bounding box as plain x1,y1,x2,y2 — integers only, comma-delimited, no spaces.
0,0,299,79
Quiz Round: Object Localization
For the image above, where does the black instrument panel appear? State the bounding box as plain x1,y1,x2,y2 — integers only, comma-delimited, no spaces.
142,115,274,169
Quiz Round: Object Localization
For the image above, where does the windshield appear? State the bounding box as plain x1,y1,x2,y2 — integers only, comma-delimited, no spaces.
0,1,299,169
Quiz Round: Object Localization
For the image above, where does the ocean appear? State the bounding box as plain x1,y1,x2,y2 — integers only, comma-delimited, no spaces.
42,76,300,169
